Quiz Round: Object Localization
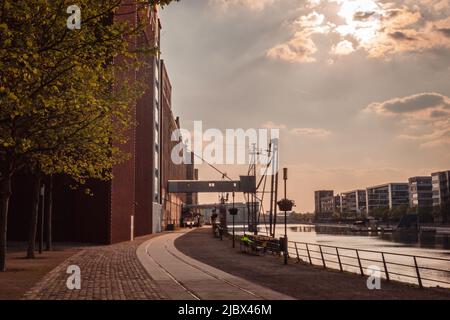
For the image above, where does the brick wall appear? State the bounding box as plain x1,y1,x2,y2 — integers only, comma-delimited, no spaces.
134,6,159,237
160,61,191,230
7,5,192,244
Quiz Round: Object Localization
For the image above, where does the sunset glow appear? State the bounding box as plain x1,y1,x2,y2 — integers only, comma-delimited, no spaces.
335,0,382,43
162,0,450,212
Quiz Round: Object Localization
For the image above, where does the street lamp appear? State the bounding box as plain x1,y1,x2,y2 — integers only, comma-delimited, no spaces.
228,192,238,248
277,168,294,265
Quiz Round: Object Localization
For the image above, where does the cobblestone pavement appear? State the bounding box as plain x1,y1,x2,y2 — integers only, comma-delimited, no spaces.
23,237,167,300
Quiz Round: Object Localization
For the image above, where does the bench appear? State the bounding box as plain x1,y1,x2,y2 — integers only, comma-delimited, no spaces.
239,235,282,256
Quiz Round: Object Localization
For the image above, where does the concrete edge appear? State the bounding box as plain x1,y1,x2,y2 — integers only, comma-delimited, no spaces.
169,230,296,300
136,231,197,300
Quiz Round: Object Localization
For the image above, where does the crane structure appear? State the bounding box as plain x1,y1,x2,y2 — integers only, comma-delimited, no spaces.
166,138,280,236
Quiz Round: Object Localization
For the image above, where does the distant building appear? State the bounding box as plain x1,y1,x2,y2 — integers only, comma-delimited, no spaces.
334,195,342,214
432,171,450,207
341,190,367,217
408,176,433,209
160,61,197,231
200,202,259,225
366,183,409,214
315,190,334,219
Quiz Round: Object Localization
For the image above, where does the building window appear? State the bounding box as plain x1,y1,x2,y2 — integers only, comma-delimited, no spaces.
155,59,159,82
155,105,159,124
155,151,159,170
155,84,159,104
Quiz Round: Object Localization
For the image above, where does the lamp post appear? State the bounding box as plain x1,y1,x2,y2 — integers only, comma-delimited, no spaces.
283,168,288,265
229,192,238,248
277,168,293,265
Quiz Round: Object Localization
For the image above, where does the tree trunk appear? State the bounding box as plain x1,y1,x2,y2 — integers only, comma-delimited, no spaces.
45,175,53,251
0,174,12,272
27,175,41,259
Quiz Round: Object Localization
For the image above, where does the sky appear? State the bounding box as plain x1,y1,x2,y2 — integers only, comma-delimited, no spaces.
159,0,450,213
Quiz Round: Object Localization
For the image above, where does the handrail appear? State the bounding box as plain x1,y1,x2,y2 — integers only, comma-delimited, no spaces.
225,228,450,288
292,241,450,262
288,240,450,288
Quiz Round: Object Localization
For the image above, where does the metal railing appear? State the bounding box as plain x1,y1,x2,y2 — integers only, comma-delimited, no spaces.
288,240,450,289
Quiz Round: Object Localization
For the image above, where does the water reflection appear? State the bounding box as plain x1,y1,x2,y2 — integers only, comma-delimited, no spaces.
232,223,450,287
263,224,450,261
231,224,450,255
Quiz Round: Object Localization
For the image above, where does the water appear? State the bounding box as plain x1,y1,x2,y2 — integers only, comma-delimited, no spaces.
276,224,450,256
230,223,450,288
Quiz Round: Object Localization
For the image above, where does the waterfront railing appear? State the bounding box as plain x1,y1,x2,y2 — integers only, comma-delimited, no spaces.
287,240,450,288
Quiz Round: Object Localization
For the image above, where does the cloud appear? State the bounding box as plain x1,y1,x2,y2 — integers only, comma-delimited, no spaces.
291,127,332,138
267,12,330,63
362,8,450,58
267,33,318,63
367,92,450,114
438,28,450,37
388,31,416,41
366,92,450,148
209,0,278,11
266,0,450,63
307,0,322,8
353,11,376,21
261,121,287,129
330,40,355,55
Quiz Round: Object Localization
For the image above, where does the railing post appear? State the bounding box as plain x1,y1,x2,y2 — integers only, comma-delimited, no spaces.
319,245,326,268
381,252,390,281
356,249,364,276
336,247,343,272
294,242,300,263
414,256,423,288
306,243,312,265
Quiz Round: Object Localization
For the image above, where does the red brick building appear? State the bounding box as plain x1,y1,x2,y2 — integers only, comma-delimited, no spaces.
160,61,198,230
7,3,196,244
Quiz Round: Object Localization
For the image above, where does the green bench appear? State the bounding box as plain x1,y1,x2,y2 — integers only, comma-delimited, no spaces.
239,235,281,256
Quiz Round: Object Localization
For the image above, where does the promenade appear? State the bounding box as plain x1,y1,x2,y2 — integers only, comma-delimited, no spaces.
22,230,292,300
23,236,166,300
175,228,450,300
137,230,293,300
19,227,450,300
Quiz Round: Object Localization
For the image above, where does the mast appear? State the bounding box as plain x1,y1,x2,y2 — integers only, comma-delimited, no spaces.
272,139,279,237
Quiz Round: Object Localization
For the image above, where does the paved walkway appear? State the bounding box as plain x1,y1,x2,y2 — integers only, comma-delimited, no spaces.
175,228,450,300
24,237,166,300
23,229,292,300
137,230,294,300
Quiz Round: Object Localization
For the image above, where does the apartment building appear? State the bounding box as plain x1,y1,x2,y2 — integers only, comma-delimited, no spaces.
408,176,433,209
366,183,409,214
334,195,342,214
341,190,367,217
315,190,334,219
432,171,450,207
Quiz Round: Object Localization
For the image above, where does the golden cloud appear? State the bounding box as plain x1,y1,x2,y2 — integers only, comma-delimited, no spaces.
266,0,450,63
366,92,450,148
291,127,332,138
209,0,278,11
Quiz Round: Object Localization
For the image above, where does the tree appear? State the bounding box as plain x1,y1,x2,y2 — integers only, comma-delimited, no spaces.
390,205,408,222
441,201,450,225
0,0,178,271
373,207,390,222
433,205,442,224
